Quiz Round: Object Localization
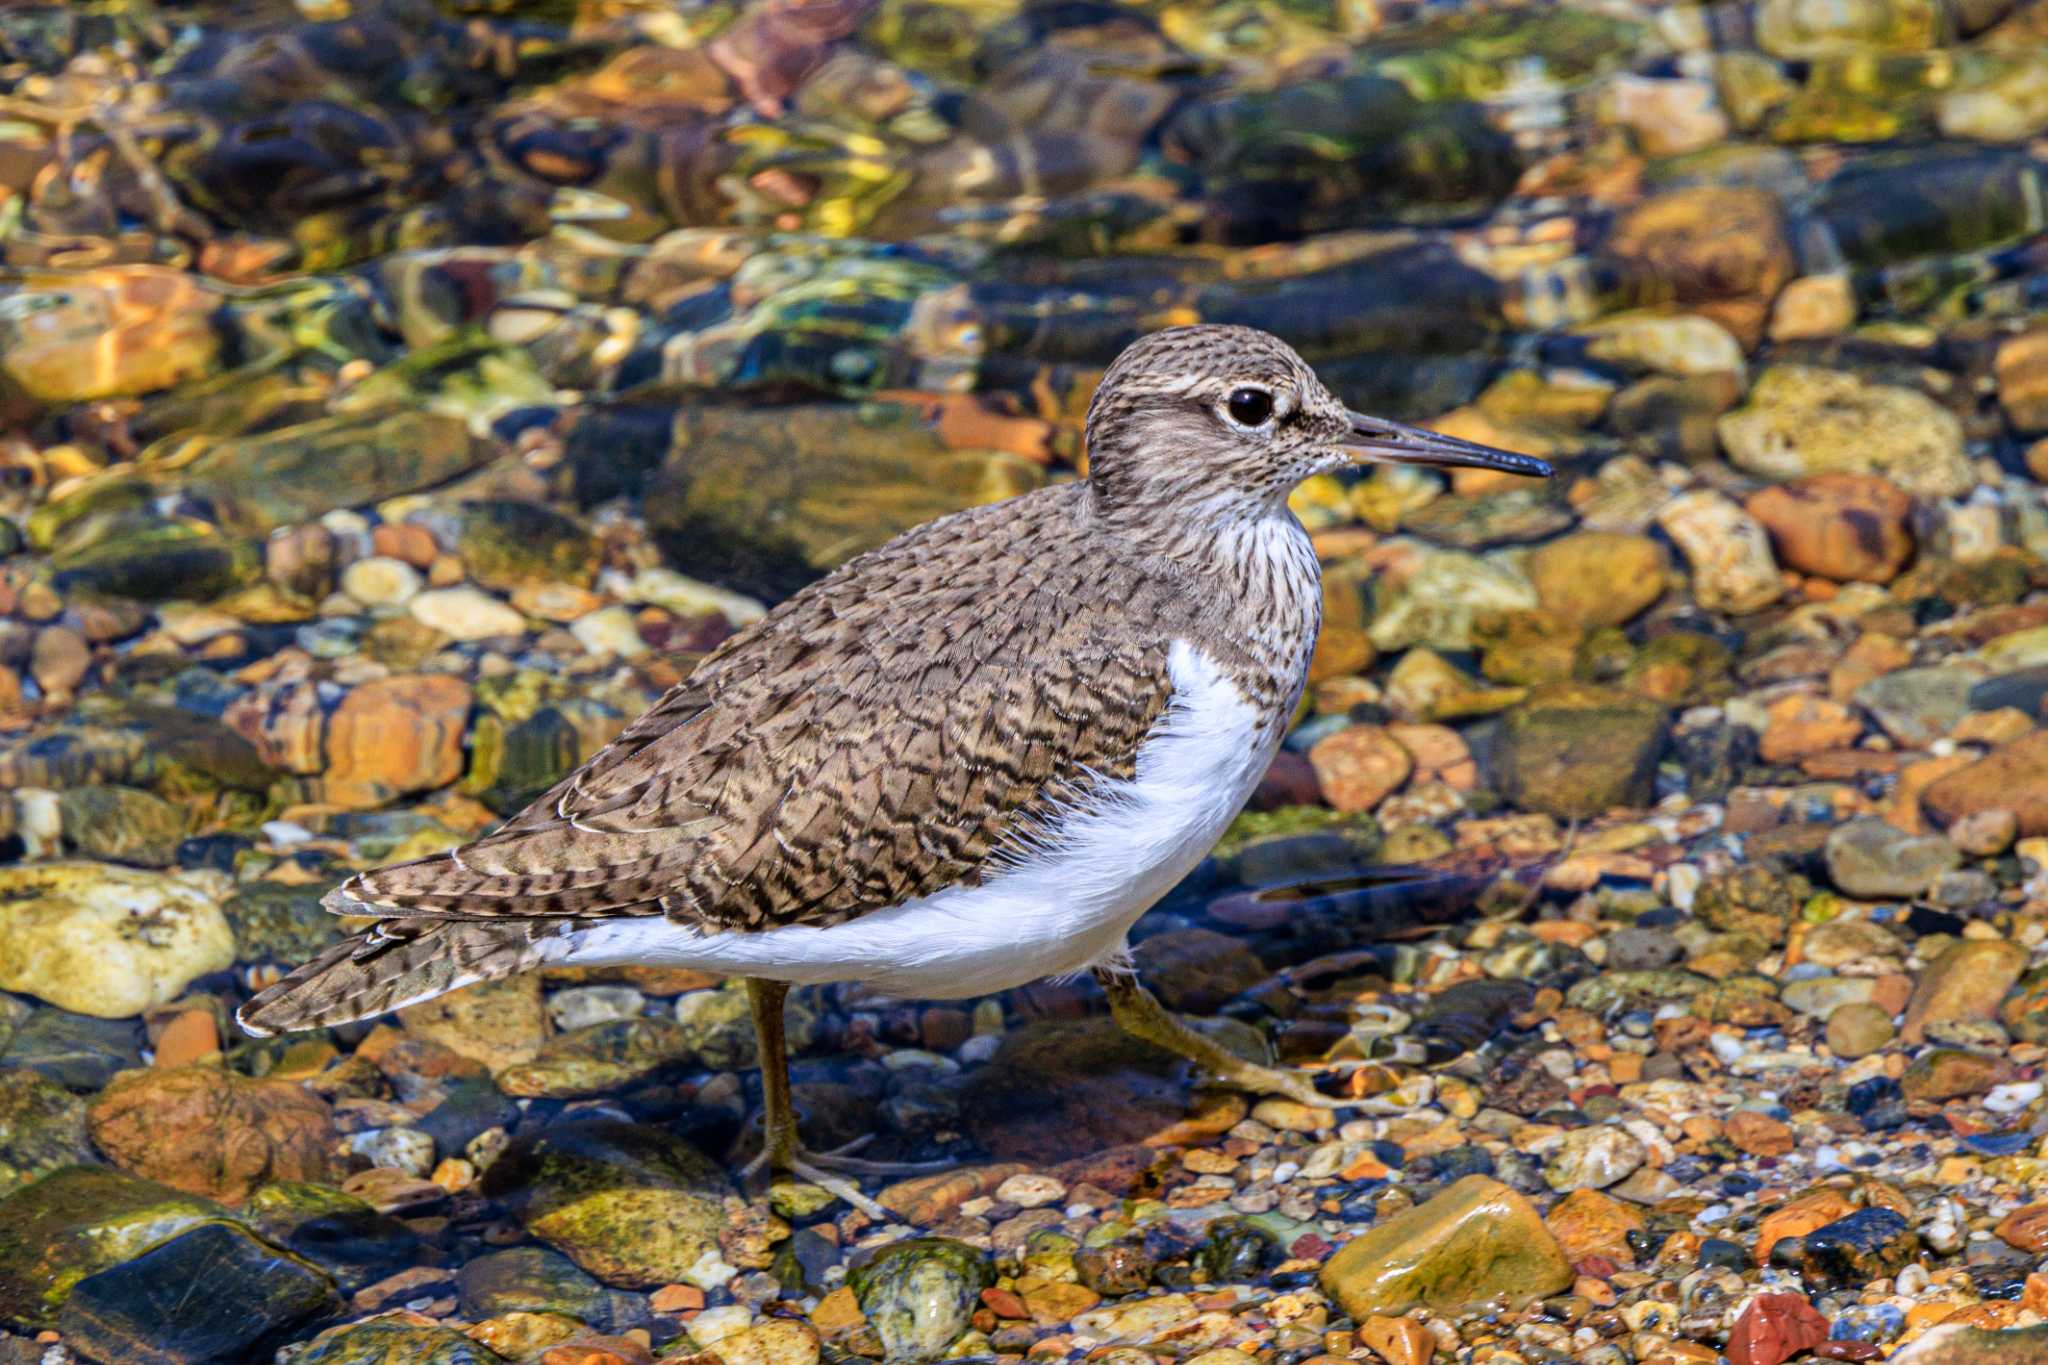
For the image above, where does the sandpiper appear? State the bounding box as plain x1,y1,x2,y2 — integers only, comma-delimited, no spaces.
240,324,1551,1214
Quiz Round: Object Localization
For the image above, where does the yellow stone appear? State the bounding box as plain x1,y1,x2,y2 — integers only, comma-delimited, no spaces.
1318,1176,1572,1317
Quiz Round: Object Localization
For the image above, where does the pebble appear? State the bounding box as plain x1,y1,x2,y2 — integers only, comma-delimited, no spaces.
409,586,529,641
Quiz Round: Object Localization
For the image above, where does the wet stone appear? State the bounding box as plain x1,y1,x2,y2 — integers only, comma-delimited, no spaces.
1801,1208,1919,1287
848,1238,994,1363
0,1069,95,1197
57,1218,342,1365
1490,683,1669,820
482,1119,729,1289
245,1182,422,1295
456,1247,645,1334
0,1166,225,1331
1824,819,1962,898
294,1317,510,1365
87,1063,344,1205
0,864,234,1019
1318,1175,1572,1317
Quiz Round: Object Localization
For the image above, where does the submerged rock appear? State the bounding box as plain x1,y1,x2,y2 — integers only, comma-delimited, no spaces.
86,1064,344,1204
0,864,234,1019
0,1166,226,1330
1319,1175,1572,1317
1717,366,1970,498
294,1317,510,1365
1491,683,1669,819
57,1219,341,1364
0,1070,95,1197
848,1238,995,1363
483,1119,729,1288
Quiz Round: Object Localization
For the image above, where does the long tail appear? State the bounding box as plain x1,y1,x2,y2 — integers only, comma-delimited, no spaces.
237,917,572,1036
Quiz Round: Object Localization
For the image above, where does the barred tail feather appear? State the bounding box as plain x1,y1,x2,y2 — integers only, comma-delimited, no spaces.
236,918,570,1036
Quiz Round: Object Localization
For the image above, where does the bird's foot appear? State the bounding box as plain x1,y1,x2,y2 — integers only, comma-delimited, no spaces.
738,1135,951,1222
1094,964,1354,1112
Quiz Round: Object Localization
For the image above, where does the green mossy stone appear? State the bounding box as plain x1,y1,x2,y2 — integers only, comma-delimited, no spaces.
482,1120,728,1289
1490,682,1669,819
848,1237,995,1363
0,1165,228,1331
294,1318,510,1365
0,1070,96,1198
56,1219,340,1365
455,500,601,591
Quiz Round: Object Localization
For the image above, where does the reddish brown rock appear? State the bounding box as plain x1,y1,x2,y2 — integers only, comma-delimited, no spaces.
1997,1203,2048,1253
1728,1293,1830,1365
324,674,473,808
1924,731,2048,835
86,1063,343,1204
1308,724,1412,813
1745,474,1914,583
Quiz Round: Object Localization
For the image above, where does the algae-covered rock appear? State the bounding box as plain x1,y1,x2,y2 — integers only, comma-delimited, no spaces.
647,402,1045,597
482,1119,729,1288
178,410,486,536
1490,683,1669,819
223,883,343,965
1319,1175,1571,1317
848,1238,995,1363
50,519,262,603
246,1181,421,1295
54,785,187,867
494,1017,697,1099
0,1165,227,1330
1367,544,1538,653
455,500,601,591
1717,366,1970,498
57,1219,341,1364
0,864,235,1019
295,1317,510,1365
0,699,272,797
0,1070,96,1197
87,1064,344,1204
457,1247,646,1334
1695,867,1811,946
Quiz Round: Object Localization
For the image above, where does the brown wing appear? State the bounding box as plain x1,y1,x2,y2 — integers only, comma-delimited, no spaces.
327,485,1179,931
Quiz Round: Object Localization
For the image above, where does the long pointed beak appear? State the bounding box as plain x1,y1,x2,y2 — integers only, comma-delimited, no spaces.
1341,410,1554,478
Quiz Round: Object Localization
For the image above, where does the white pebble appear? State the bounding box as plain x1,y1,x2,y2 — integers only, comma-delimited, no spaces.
994,1172,1066,1208
1986,1081,2043,1113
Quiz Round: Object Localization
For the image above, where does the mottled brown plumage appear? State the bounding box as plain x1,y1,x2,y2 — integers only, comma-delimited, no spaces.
239,325,1548,1067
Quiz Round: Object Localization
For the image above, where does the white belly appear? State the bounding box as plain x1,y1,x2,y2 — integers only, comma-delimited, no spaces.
553,640,1282,999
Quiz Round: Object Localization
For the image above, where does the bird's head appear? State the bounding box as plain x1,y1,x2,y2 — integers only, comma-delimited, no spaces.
1082,324,1551,525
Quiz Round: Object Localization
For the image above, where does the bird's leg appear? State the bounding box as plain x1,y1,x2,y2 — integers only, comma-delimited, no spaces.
1092,963,1349,1110
738,977,945,1221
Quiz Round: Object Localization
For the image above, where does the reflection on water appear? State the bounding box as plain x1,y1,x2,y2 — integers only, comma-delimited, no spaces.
4,0,2048,1359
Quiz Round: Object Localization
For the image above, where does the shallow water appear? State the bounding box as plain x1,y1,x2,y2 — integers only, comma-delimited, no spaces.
5,0,2048,1362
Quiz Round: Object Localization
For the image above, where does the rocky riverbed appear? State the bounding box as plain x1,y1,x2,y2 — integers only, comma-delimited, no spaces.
9,0,2048,1364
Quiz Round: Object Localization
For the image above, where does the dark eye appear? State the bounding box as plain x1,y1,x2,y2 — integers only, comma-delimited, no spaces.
1226,386,1275,427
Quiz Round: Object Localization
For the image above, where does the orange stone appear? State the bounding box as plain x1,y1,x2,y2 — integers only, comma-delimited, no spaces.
1997,1203,2048,1252
1727,1293,1828,1365
152,1009,221,1068
323,674,474,808
1545,1188,1644,1264
1359,1316,1434,1365
1308,725,1413,813
651,1284,705,1314
1758,693,1863,763
1754,1189,1855,1266
1724,1111,1795,1157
